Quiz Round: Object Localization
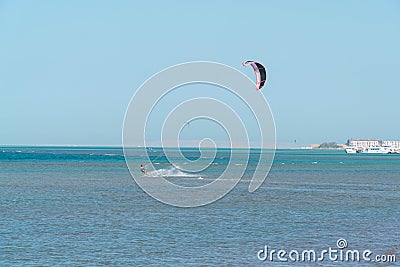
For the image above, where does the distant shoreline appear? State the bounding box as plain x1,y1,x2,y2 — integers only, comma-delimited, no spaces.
0,144,344,150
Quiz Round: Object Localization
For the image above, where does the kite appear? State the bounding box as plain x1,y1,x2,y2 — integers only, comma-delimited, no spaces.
242,60,267,90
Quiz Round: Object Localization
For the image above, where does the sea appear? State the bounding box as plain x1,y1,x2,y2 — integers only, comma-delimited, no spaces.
1,147,399,266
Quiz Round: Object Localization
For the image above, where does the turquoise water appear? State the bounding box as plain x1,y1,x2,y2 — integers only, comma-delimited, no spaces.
1,147,399,266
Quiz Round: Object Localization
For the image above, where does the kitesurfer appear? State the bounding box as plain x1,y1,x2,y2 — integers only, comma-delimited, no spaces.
140,164,147,174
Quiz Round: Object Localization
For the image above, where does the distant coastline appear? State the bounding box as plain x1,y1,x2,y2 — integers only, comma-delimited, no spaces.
302,138,400,152
2,139,400,151
0,144,324,150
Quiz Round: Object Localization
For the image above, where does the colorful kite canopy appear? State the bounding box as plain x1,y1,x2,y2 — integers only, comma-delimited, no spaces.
242,61,267,90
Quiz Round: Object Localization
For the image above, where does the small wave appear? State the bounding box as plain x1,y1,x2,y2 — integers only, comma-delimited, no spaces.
235,163,243,166
145,167,198,178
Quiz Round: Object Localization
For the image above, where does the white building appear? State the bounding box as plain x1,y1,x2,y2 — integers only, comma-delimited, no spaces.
383,141,400,148
347,139,382,149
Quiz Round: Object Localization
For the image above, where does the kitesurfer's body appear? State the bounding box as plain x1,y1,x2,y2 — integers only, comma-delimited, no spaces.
140,164,147,174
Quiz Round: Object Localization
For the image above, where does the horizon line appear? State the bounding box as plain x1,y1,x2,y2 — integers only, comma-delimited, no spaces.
0,143,306,149
0,144,349,150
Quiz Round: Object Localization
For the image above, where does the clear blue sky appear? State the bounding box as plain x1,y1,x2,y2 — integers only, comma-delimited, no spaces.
1,0,399,147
